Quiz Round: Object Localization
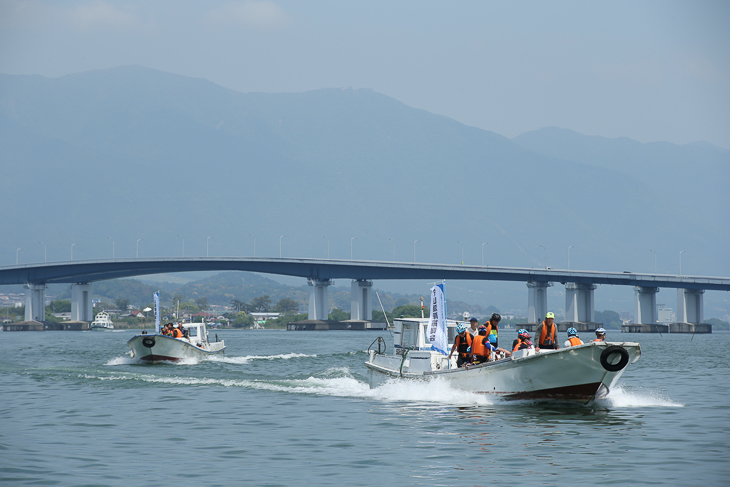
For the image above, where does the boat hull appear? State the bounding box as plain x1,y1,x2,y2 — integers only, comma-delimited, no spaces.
127,334,225,362
90,325,114,331
365,341,640,404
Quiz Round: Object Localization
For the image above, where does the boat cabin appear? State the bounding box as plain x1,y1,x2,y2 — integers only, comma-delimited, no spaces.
393,318,460,352
181,322,210,345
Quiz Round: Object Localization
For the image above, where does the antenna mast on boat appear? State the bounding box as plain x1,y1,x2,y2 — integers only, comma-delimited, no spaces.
375,292,391,328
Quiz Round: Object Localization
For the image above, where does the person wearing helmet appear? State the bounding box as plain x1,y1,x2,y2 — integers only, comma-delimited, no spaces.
564,327,583,347
449,323,473,367
593,328,607,342
535,312,560,351
484,312,501,347
512,329,534,352
471,325,511,364
468,317,479,336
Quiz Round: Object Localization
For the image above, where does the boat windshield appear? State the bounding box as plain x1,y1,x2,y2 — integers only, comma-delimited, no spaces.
447,325,458,345
401,322,419,349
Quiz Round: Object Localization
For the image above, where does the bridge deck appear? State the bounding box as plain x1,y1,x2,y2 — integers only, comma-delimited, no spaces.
1,257,728,291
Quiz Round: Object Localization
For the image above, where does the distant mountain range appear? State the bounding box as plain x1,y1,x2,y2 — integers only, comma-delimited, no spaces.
1,66,728,315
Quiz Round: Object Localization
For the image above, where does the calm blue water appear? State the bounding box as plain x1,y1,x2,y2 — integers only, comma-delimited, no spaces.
1,329,728,486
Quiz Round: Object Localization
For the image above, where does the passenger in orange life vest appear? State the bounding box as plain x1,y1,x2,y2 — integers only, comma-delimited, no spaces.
161,323,173,336
484,313,500,347
512,329,533,352
535,312,560,351
470,325,511,364
592,328,607,342
448,323,472,367
564,327,583,347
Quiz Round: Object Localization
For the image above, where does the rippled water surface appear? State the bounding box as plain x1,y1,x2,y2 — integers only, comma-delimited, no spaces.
1,329,728,486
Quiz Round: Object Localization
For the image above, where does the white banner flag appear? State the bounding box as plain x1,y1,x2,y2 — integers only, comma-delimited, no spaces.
428,283,448,355
154,291,160,334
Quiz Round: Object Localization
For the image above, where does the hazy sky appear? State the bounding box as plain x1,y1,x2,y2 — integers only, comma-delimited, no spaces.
2,0,729,148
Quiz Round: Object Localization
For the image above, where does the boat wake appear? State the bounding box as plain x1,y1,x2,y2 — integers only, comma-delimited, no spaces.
596,385,684,408
207,353,317,365
84,367,494,406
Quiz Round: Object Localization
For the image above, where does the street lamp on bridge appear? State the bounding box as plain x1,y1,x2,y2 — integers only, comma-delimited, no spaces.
413,240,419,263
389,238,395,261
457,241,464,265
108,237,115,259
249,234,256,257
568,245,574,270
177,235,184,257
207,236,213,257
16,248,22,265
680,250,686,276
323,236,330,259
39,242,46,263
482,242,488,266
650,249,657,274
539,245,547,269
350,237,357,260
71,243,77,261
280,235,286,258
136,239,143,258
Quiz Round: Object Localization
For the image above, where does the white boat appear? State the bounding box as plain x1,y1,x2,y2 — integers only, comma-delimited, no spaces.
90,311,114,331
365,318,641,404
127,321,225,362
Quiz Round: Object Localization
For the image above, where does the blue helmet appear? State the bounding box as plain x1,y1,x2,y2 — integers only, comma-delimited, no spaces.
567,327,578,336
456,323,466,333
517,328,528,335
595,327,606,335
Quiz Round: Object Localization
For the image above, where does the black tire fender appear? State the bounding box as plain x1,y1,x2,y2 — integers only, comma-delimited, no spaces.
600,345,630,372
142,337,156,348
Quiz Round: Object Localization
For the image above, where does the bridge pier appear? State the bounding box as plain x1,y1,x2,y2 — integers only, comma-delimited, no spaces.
307,278,332,321
670,289,710,333
562,283,600,332
350,279,372,320
24,284,46,322
634,286,659,325
527,281,551,324
564,283,596,322
71,283,93,322
676,288,704,324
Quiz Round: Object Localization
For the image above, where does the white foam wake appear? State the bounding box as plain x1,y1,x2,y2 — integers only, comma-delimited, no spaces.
597,385,684,408
83,368,494,406
206,353,316,365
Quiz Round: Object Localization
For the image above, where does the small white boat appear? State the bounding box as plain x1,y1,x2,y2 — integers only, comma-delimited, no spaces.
365,318,641,404
90,311,114,331
127,321,225,362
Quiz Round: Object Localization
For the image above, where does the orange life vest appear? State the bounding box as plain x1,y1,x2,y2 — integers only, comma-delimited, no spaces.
485,322,498,340
471,334,488,357
455,333,472,358
592,337,604,342
567,337,582,347
539,321,556,346
172,328,182,338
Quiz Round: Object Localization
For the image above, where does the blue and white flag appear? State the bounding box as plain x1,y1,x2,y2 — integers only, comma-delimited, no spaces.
428,282,448,355
154,291,160,334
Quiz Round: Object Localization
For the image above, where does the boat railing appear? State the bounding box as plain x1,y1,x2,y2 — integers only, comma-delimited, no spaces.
368,336,387,355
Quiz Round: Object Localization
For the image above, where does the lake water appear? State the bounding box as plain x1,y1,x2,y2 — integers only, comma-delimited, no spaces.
1,329,728,486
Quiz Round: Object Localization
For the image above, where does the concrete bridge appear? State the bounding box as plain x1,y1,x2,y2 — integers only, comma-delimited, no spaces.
1,257,728,328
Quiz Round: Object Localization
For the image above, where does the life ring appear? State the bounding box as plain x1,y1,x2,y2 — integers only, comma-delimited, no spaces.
142,337,156,348
600,345,629,372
